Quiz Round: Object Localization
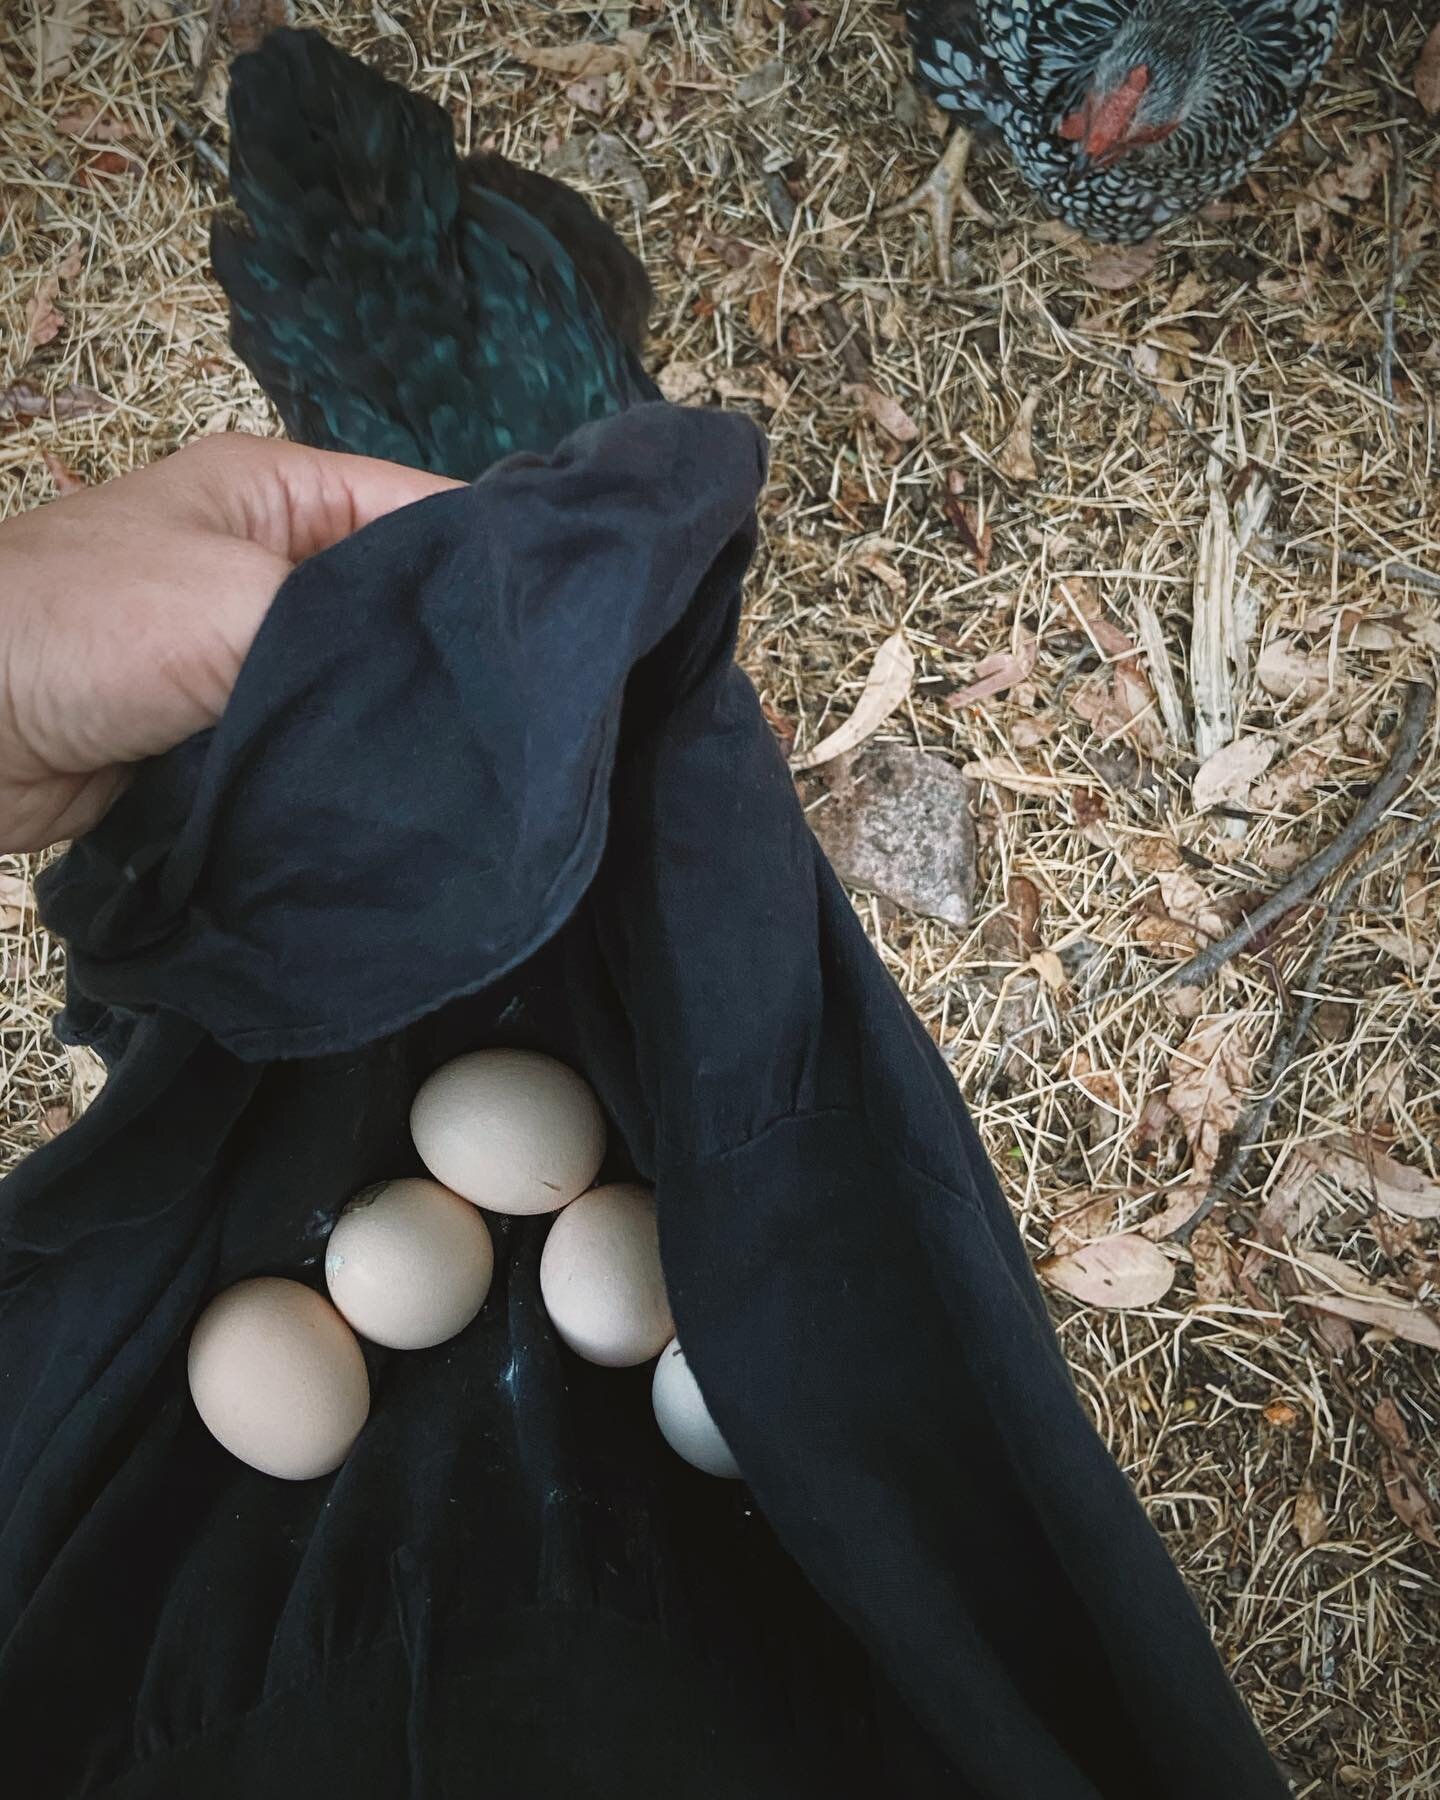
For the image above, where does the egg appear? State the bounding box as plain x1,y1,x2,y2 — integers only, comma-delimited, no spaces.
538,1182,674,1367
325,1177,494,1350
187,1277,370,1480
410,1049,606,1215
652,1339,742,1479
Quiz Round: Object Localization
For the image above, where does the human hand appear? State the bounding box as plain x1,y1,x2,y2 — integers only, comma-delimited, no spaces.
0,435,460,852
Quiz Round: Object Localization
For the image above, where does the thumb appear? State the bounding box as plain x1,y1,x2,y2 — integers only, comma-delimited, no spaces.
172,434,466,565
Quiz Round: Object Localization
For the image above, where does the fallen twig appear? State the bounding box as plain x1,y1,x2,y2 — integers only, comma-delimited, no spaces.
1256,533,1440,598
1379,123,1405,417
1169,682,1435,988
161,103,229,181
760,168,871,386
1172,794,1440,1245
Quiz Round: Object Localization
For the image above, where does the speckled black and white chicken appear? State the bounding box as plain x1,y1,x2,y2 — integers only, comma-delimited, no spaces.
888,0,1344,272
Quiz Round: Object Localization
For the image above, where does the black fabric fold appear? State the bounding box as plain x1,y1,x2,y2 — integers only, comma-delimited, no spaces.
1,403,1283,1798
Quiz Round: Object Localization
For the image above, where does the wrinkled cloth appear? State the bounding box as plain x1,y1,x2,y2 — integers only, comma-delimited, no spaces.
0,404,1284,1798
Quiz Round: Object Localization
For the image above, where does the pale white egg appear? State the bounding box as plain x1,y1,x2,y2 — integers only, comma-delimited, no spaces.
410,1049,605,1215
187,1277,370,1480
538,1182,673,1367
325,1177,494,1350
651,1339,742,1479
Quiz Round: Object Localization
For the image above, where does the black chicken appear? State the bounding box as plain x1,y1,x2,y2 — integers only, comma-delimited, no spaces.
889,0,1344,274
211,29,657,480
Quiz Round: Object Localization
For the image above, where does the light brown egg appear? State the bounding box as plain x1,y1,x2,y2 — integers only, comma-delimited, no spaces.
410,1049,606,1215
652,1339,742,1479
538,1182,674,1368
325,1177,494,1350
187,1277,370,1481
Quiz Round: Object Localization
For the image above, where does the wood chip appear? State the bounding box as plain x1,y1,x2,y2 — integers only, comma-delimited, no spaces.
1293,1480,1328,1548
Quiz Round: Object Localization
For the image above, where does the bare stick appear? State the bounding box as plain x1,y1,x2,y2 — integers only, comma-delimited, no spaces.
1169,682,1435,988
1256,532,1440,598
760,170,871,385
1173,798,1440,1245
1379,123,1405,416
161,102,229,181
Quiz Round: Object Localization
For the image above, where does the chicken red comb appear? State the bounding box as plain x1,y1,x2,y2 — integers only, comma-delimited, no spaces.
1059,65,1153,163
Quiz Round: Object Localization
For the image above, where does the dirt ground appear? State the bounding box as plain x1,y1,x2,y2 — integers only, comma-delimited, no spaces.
2,3,1438,1793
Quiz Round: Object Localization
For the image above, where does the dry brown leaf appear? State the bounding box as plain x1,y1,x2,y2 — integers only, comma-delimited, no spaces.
995,390,1041,481
808,746,976,927
1134,912,1204,958
1064,1047,1120,1110
1381,1455,1439,1547
1130,837,1184,875
1009,874,1042,953
565,73,610,114
1190,1221,1238,1304
0,872,35,929
1371,1396,1411,1454
53,102,127,140
943,475,992,572
1332,135,1391,202
0,380,109,422
1418,23,1440,115
38,1104,72,1141
1155,869,1230,943
791,633,915,771
42,451,86,495
1070,660,1167,759
1048,1192,1119,1254
852,384,918,443
1307,1138,1440,1221
1302,1295,1440,1351
1030,949,1067,991
1294,1252,1440,1351
1039,1233,1176,1310
546,130,648,207
25,276,64,356
852,547,907,599
1058,576,1134,659
1293,1480,1328,1548
1251,747,1328,811
1084,240,1160,290
39,0,89,84
1256,638,1332,703
1167,1016,1250,1185
1295,135,1391,230
948,636,1038,709
1192,736,1277,812
1138,1182,1206,1241
227,0,291,53
510,40,631,79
